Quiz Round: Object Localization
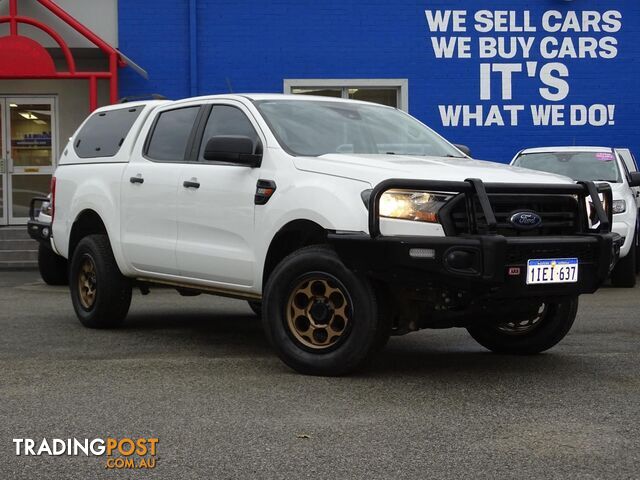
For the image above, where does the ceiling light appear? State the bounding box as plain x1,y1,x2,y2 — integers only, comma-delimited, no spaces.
10,103,17,108
18,112,38,120
33,120,47,125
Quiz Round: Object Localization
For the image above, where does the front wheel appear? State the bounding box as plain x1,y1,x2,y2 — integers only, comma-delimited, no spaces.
467,297,578,354
247,301,262,317
69,234,132,328
262,245,386,376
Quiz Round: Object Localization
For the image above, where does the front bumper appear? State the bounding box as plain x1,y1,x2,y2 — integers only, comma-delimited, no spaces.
330,232,620,298
330,177,618,299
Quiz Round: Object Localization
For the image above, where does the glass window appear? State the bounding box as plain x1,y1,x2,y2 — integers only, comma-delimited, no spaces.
291,88,342,98
513,151,621,183
286,81,404,109
256,99,463,158
348,88,397,107
75,106,143,159
11,174,51,218
198,105,259,160
146,107,199,161
11,103,54,166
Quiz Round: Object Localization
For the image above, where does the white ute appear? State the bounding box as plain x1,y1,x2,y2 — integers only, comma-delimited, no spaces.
50,94,619,375
511,147,640,287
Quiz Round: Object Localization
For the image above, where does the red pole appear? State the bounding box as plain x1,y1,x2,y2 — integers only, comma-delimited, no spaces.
9,0,17,35
89,76,97,112
109,53,118,104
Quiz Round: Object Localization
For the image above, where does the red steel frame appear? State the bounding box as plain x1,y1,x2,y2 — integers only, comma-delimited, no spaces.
0,0,124,111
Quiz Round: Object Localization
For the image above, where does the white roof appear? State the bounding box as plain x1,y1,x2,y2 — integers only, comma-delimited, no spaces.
519,146,614,154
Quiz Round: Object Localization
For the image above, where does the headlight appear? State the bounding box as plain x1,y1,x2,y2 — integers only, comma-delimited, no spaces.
612,199,626,214
378,190,454,223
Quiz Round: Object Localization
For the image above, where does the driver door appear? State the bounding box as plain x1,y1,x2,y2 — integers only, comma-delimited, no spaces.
175,102,263,287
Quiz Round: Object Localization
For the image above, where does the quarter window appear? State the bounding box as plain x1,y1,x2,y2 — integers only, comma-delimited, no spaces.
146,107,200,161
74,106,143,158
198,105,259,160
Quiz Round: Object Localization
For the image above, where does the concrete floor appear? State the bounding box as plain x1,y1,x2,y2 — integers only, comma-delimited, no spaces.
1,270,638,479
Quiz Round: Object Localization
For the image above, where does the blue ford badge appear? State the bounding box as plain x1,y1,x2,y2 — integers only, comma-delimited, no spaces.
510,211,542,229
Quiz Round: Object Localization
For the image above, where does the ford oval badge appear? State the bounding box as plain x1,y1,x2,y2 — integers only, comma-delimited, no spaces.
509,211,542,229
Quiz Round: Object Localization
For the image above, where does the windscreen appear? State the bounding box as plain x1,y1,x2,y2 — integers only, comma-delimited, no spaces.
255,100,464,158
513,151,621,183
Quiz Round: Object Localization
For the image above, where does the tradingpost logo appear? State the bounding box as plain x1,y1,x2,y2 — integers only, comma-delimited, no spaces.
13,437,159,470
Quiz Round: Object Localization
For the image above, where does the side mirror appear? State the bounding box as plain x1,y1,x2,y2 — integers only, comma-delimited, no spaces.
628,171,640,187
203,136,262,167
453,144,471,157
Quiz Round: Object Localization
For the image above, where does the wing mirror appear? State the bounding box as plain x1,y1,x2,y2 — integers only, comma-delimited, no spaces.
628,171,640,187
203,136,262,167
453,144,471,157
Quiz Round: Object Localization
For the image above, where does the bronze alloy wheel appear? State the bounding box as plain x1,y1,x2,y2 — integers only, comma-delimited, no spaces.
77,254,98,310
496,302,548,335
286,274,352,350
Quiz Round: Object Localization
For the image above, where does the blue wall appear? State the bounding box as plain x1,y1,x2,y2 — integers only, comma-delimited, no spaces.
119,0,640,163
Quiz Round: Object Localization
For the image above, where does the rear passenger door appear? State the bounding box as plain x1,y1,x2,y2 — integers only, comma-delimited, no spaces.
121,105,201,276
175,102,263,287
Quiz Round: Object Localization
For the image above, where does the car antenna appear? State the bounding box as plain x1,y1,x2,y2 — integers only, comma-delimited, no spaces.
225,77,234,93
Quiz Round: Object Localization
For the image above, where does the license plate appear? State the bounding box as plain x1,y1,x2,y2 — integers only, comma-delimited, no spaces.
526,258,578,285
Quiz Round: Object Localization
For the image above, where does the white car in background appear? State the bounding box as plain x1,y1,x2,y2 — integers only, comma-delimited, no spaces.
511,147,640,287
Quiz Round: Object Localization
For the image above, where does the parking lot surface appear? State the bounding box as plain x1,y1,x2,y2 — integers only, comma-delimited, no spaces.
0,270,638,479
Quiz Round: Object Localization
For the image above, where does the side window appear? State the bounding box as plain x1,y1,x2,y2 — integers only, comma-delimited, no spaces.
198,105,259,161
74,106,143,158
146,107,200,161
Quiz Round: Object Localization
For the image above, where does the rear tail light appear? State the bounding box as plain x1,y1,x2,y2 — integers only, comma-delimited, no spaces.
50,176,56,225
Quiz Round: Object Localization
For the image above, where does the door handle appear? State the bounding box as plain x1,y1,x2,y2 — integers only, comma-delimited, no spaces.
183,180,200,189
129,176,144,184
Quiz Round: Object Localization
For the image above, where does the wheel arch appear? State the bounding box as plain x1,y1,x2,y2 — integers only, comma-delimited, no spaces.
261,219,329,291
68,209,108,260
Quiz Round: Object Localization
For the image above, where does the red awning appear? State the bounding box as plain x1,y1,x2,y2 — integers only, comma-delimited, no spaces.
0,0,145,110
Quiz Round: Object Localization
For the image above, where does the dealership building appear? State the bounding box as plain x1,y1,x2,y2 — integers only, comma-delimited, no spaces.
0,0,638,226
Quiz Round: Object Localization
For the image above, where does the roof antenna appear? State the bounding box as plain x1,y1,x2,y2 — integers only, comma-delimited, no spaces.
225,77,234,93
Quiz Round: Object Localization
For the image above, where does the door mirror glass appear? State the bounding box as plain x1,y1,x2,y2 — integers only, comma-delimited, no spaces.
454,144,471,157
628,171,640,187
203,136,262,167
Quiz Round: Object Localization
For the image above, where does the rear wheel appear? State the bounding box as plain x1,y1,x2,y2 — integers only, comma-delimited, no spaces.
38,244,68,286
69,234,132,328
611,233,637,288
467,297,578,354
262,245,387,376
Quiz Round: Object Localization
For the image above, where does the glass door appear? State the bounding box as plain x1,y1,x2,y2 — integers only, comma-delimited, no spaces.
0,98,6,225
5,97,56,224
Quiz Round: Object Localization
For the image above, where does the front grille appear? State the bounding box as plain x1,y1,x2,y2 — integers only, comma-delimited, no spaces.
505,243,597,264
443,194,581,237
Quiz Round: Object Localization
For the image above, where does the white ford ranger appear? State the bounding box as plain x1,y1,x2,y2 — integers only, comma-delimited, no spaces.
49,94,618,376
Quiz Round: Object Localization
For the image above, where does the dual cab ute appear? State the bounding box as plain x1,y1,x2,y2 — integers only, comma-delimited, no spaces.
49,94,618,375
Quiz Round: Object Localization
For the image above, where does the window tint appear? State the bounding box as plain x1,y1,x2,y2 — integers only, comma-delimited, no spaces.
146,107,199,161
74,106,143,158
199,106,259,160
